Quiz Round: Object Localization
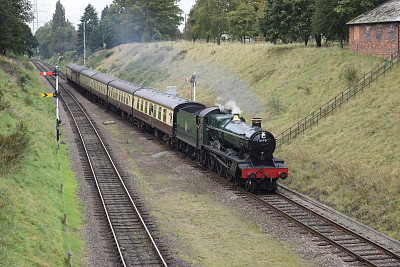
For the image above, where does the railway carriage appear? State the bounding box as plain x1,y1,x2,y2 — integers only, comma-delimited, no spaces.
90,72,116,101
65,63,86,84
79,69,98,93
108,80,141,116
133,88,205,136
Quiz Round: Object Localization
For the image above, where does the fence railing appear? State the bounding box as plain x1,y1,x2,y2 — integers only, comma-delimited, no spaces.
275,52,400,148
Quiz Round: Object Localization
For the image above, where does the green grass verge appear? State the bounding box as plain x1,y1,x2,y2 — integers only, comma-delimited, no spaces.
0,55,83,266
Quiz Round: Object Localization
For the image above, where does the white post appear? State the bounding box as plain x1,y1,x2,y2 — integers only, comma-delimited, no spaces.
83,21,86,67
55,66,61,141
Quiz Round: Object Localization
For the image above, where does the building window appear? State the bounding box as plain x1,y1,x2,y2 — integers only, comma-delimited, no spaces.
354,26,360,40
364,26,370,41
388,25,395,41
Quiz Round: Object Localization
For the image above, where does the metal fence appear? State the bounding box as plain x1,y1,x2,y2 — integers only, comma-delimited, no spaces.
275,53,400,148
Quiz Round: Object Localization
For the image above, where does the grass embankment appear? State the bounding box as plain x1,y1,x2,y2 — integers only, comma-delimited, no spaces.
0,56,83,266
88,42,399,240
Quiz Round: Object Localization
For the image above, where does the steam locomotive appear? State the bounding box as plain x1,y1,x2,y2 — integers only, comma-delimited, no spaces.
66,63,288,191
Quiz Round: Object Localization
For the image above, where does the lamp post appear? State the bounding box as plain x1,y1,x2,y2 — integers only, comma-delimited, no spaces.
83,19,90,67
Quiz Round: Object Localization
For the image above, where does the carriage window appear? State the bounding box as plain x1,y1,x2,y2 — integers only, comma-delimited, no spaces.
158,107,162,120
169,112,173,123
137,98,140,109
153,105,157,118
141,100,144,111
163,109,167,122
145,101,148,114
149,104,154,115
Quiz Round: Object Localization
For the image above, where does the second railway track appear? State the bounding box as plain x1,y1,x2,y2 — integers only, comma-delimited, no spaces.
32,59,168,267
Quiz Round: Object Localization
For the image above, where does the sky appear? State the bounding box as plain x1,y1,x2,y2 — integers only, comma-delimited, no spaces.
30,0,196,32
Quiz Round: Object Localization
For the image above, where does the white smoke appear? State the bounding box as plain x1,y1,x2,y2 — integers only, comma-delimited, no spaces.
216,98,242,114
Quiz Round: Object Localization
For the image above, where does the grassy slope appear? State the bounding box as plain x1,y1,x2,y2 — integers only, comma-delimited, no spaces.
88,41,399,240
0,56,83,266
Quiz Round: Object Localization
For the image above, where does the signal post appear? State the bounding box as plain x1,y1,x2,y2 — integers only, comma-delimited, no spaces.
40,66,61,141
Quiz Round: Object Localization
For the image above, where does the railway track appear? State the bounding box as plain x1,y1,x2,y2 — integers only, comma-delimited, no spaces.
234,185,400,267
31,60,168,267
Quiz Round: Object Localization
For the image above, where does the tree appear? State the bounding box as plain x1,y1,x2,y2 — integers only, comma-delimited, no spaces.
50,1,76,54
187,0,240,45
292,0,314,45
246,0,266,39
228,3,254,42
97,0,183,46
35,22,53,58
140,0,183,41
76,4,100,54
260,0,294,44
0,0,37,56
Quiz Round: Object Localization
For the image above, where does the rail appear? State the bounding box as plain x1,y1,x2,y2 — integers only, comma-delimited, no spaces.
275,52,400,147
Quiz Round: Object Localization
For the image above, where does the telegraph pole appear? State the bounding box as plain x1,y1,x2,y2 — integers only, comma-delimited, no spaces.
83,22,86,67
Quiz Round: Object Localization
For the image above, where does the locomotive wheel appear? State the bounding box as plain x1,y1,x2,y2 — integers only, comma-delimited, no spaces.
245,179,254,192
209,156,216,171
234,177,241,186
216,162,225,176
225,172,234,182
206,154,216,171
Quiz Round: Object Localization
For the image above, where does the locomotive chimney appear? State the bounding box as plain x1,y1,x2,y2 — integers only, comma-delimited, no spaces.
251,118,262,128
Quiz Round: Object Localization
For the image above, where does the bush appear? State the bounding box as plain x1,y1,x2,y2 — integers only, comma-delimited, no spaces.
267,97,284,114
339,65,359,84
0,91,9,111
0,122,30,173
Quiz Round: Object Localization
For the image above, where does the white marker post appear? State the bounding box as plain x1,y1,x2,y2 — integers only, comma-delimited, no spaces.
55,66,61,142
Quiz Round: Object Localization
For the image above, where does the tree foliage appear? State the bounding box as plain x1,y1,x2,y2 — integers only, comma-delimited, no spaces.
76,4,100,54
187,0,241,44
97,0,183,47
260,0,314,45
186,0,386,46
228,3,254,42
35,1,76,58
0,0,37,56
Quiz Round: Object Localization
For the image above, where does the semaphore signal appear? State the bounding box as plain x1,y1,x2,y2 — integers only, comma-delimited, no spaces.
39,66,61,141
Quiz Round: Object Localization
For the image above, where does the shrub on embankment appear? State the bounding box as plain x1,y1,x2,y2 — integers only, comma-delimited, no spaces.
88,41,400,239
0,56,83,266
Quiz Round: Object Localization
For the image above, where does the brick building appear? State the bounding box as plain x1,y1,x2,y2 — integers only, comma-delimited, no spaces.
348,0,400,58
